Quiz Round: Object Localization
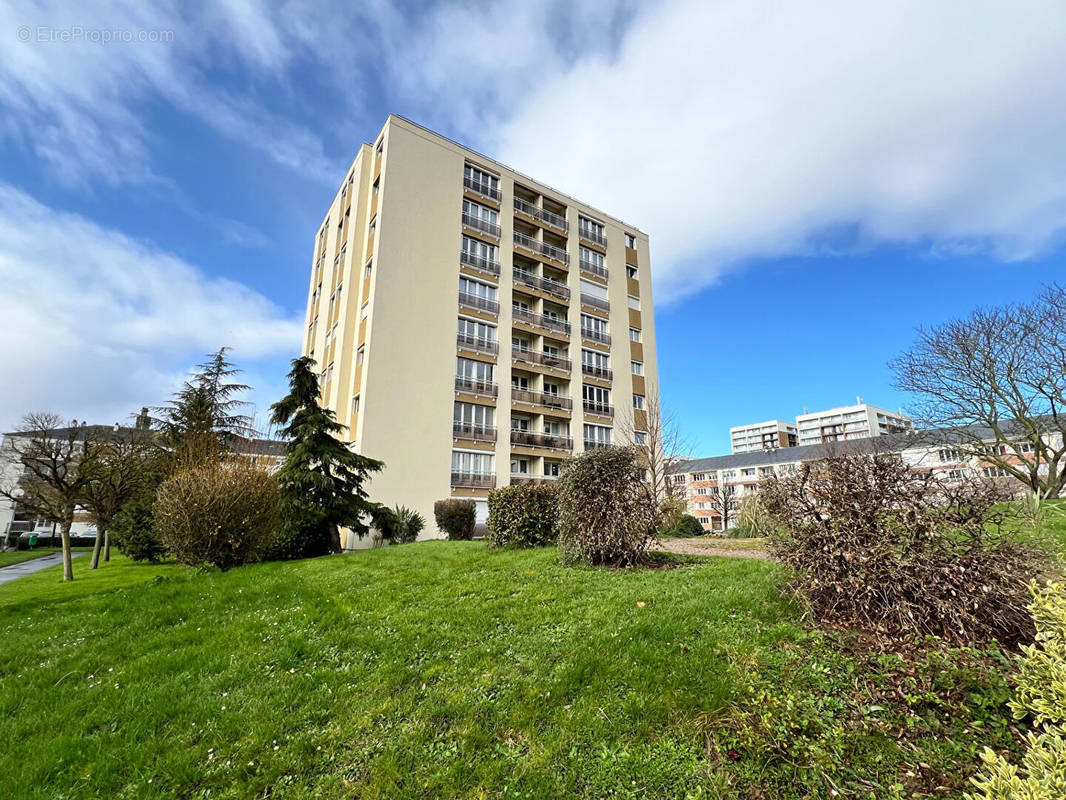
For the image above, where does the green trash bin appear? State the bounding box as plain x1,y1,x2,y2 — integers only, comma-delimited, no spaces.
28,535,38,549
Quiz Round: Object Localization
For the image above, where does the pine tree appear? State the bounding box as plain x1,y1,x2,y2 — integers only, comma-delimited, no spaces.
270,357,384,556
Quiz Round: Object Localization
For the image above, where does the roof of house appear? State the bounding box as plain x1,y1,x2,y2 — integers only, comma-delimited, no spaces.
2,423,285,456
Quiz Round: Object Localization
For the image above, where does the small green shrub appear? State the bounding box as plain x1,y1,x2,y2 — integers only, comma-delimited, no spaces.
380,505,425,545
110,494,167,562
433,499,476,540
486,484,557,548
731,493,773,538
664,514,704,538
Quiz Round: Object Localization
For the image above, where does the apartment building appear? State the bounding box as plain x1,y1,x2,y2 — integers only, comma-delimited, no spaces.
729,420,798,454
796,403,911,447
303,116,658,546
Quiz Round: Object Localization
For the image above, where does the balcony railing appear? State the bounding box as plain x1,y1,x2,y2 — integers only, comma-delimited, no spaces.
513,197,568,233
462,212,501,239
457,332,499,355
464,175,501,202
511,388,573,410
452,422,496,442
454,376,498,398
578,227,607,248
451,471,496,489
511,306,571,336
510,475,559,485
580,327,611,346
579,259,608,281
512,268,570,301
580,293,610,313
458,291,499,315
582,401,614,418
581,364,613,381
512,346,571,372
583,439,612,450
510,430,573,450
513,231,569,265
460,249,501,277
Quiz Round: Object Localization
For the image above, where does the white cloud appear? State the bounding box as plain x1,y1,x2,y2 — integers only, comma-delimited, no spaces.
0,184,302,432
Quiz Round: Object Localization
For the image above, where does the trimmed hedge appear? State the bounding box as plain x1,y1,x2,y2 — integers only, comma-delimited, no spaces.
667,514,705,538
434,499,476,540
486,484,557,548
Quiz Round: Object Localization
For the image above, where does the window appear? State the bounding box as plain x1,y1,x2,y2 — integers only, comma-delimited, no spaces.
983,466,1011,478
462,235,497,264
579,246,605,269
375,138,383,157
578,215,605,242
510,458,530,475
453,403,493,428
624,233,636,248
456,357,494,382
626,265,638,279
462,198,498,227
633,394,645,410
356,346,365,366
634,431,647,445
583,385,611,410
368,216,376,237
583,349,609,371
671,474,686,485
360,303,369,321
698,517,710,525
579,278,608,300
741,468,756,477
365,259,372,278
581,313,608,337
627,295,641,310
457,317,497,342
459,276,498,301
937,448,964,463
351,394,360,413
583,424,612,446
511,416,531,432
452,450,492,475
696,487,708,495
631,361,643,376
464,163,499,197
545,461,562,477
543,381,560,396
629,327,641,343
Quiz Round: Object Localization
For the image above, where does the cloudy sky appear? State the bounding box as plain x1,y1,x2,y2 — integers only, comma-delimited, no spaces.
2,0,1065,452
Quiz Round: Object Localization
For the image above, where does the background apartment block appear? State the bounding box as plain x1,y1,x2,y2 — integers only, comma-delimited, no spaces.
303,116,658,546
729,420,798,454
795,402,912,446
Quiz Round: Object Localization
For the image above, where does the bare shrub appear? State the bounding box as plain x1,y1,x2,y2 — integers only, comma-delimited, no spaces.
154,459,280,570
556,446,656,567
761,452,1041,645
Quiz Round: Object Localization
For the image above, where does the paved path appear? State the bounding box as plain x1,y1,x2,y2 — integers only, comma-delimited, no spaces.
652,537,771,561
0,550,90,585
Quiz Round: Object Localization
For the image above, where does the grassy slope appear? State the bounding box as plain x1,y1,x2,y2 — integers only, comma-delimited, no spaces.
0,541,1027,800
0,548,62,568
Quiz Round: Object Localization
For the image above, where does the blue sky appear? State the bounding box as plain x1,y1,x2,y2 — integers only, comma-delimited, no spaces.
1,1,1064,454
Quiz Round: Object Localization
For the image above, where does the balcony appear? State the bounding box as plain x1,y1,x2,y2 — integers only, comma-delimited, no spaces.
511,388,573,411
511,306,571,336
452,422,496,442
580,327,611,346
581,364,613,382
513,197,568,233
510,430,573,450
464,175,501,202
458,291,499,315
580,293,610,313
510,475,559,485
578,227,607,248
460,249,501,277
454,376,498,398
512,346,571,373
462,212,501,239
457,332,499,356
579,259,608,281
512,268,570,301
583,439,612,450
582,401,614,419
451,471,496,489
514,231,569,266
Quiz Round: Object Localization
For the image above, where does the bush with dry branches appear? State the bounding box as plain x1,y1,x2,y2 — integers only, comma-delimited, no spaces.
761,452,1041,646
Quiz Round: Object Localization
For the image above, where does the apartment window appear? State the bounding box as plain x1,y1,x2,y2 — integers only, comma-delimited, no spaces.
456,357,493,382
368,216,376,237
696,487,708,495
351,394,360,414
545,460,562,477
698,517,710,525
360,302,369,321
626,265,638,279
364,259,372,278
579,278,608,301
582,349,609,371
633,394,645,410
543,381,560,396
583,385,611,408
581,313,608,337
459,276,498,301
631,361,643,376
454,402,494,428
578,215,605,242
452,450,492,475
457,317,496,343
463,198,498,226
462,235,497,263
629,327,641,342
371,178,379,198
671,474,686,485
464,164,499,197
584,424,612,446
335,281,343,298
627,295,641,310
693,473,707,482
741,468,756,477
579,246,605,269
375,138,383,157
543,419,566,437
634,431,648,445
511,458,530,475
511,416,531,432
937,448,964,463
356,346,365,366
983,466,1011,478
624,233,637,248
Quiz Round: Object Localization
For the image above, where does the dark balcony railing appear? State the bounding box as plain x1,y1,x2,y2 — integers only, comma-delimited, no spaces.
580,293,610,313
451,471,496,489
510,475,559,485
512,268,570,301
578,227,607,248
513,197,568,233
464,175,501,202
452,422,496,442
458,291,499,315
513,231,569,265
583,439,612,450
579,259,608,281
510,430,573,450
511,306,571,336
454,376,498,398
582,401,614,418
511,388,573,410
463,213,501,239
580,327,611,346
581,364,613,381
512,346,571,372
457,332,499,355
460,249,501,276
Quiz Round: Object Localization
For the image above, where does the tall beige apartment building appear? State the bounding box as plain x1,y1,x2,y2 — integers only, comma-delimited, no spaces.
303,116,658,546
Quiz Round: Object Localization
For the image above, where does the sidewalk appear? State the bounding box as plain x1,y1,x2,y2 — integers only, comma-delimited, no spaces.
0,550,90,586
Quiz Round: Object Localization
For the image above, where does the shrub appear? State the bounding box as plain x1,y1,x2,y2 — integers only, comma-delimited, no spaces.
658,492,688,533
761,452,1040,645
433,499,476,540
110,493,167,562
154,460,280,570
731,493,774,538
379,505,426,545
966,581,1066,799
556,446,656,567
486,484,558,548
665,514,705,538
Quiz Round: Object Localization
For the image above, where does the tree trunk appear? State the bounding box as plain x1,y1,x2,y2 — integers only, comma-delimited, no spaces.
103,530,111,562
60,520,74,582
90,525,104,569
330,524,342,554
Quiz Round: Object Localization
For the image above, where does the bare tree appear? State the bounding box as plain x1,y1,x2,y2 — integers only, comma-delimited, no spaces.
619,387,692,531
703,482,739,532
0,414,97,581
892,284,1066,498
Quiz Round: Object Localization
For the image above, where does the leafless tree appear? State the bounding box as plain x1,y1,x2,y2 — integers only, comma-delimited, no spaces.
892,284,1066,498
0,414,98,581
619,387,692,530
703,483,739,532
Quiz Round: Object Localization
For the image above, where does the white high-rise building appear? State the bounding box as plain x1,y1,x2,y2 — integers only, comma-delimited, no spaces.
729,420,798,454
795,403,911,447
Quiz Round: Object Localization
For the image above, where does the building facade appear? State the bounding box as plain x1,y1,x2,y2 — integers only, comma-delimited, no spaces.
729,420,798,454
304,116,658,546
795,403,911,447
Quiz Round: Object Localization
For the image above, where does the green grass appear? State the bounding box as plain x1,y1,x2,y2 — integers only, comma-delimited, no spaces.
0,547,93,568
0,543,1026,799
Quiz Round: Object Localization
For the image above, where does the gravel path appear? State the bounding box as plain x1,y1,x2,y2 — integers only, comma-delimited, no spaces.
652,537,771,561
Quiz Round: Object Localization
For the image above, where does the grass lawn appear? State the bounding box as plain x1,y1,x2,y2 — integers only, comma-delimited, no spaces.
0,547,92,569
0,542,1026,800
